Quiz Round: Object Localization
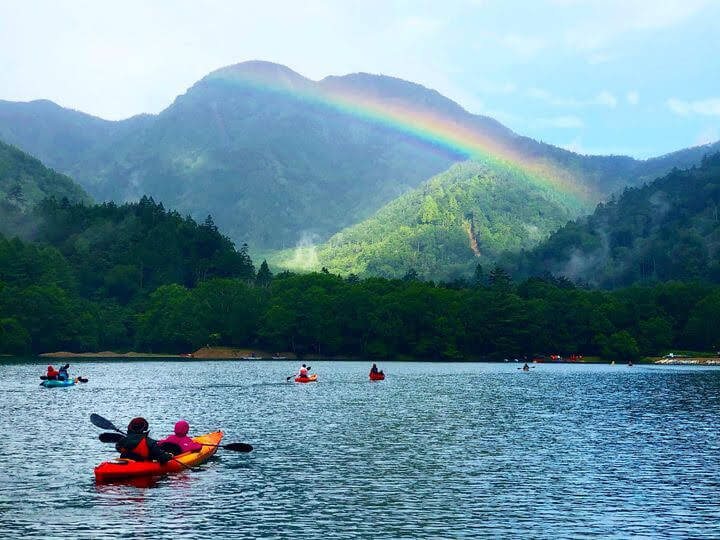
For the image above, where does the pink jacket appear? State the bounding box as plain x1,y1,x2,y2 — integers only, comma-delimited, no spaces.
159,420,203,453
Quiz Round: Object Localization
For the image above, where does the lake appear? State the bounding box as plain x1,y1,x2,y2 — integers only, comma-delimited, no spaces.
1,359,719,538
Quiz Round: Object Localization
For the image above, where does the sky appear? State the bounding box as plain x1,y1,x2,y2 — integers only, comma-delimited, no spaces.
1,0,719,158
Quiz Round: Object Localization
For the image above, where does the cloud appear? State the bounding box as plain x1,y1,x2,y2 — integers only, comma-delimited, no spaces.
667,97,720,116
475,81,517,95
562,0,711,51
534,116,584,128
501,33,546,57
527,88,617,108
626,91,639,105
694,126,720,145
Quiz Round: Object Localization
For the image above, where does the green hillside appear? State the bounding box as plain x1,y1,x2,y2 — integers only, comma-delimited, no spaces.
274,158,582,280
503,153,720,287
2,61,718,251
0,140,90,236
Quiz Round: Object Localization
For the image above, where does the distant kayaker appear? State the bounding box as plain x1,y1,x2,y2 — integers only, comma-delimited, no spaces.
522,363,530,371
57,364,70,381
46,365,59,380
298,364,310,378
115,417,173,464
159,420,202,454
370,363,384,376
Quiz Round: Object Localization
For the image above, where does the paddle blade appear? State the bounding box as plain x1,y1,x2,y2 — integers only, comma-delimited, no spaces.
223,442,253,452
40,375,48,380
77,377,88,383
99,432,124,443
90,413,119,432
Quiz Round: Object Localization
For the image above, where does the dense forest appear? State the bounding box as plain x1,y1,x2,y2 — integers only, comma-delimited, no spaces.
0,140,90,237
284,159,581,280
1,197,718,358
2,61,718,252
504,153,720,287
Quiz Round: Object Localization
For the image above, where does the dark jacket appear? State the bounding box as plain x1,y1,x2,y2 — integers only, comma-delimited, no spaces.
115,433,173,464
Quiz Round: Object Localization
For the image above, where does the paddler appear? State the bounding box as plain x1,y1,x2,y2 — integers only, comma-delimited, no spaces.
46,365,59,380
115,417,173,463
370,363,384,376
522,363,530,371
57,364,70,381
298,363,310,378
159,420,202,454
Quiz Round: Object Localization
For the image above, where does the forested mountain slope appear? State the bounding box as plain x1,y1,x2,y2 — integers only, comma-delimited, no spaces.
503,153,720,287
0,139,90,236
300,158,579,279
1,61,717,250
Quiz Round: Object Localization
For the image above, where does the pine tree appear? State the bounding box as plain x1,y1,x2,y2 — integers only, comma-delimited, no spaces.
256,260,273,287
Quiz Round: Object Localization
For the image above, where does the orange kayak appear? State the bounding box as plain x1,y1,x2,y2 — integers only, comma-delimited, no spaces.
94,431,224,483
369,372,385,381
294,374,318,383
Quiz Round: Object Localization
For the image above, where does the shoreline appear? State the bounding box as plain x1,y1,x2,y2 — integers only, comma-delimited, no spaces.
33,349,720,365
652,356,720,366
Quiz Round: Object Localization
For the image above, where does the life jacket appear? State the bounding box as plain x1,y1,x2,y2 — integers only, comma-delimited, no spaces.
299,367,308,376
120,434,151,460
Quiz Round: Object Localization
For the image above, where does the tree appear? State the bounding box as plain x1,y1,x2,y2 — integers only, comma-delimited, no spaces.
637,316,673,355
600,331,640,362
0,318,30,354
489,265,512,293
472,264,485,287
256,260,273,287
403,268,419,281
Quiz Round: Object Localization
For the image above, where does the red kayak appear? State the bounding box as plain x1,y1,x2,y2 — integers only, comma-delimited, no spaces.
369,372,385,381
94,431,223,483
295,374,318,383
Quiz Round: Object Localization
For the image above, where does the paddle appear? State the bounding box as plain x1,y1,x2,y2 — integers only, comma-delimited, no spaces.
98,432,252,452
90,414,201,472
286,366,311,381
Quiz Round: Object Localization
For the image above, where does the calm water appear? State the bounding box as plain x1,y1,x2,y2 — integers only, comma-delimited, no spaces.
1,359,719,539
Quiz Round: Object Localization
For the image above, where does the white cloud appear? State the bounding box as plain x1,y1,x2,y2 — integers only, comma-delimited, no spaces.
526,88,617,108
667,97,720,116
563,0,710,51
626,91,639,105
475,81,517,95
502,33,546,57
694,126,720,145
534,116,584,128
595,91,617,108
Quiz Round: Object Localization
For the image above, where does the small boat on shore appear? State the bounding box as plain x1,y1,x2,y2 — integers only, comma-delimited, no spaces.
240,353,262,360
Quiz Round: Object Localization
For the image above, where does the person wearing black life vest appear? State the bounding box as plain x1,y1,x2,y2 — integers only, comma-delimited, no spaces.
115,417,173,463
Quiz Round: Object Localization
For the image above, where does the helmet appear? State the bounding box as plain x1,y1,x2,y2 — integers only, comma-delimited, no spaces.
127,417,149,434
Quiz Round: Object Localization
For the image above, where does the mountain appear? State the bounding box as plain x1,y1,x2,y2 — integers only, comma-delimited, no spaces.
0,139,90,236
1,60,718,251
502,153,720,287
277,158,579,279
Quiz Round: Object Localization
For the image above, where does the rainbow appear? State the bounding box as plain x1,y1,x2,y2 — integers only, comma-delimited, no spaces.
208,67,595,208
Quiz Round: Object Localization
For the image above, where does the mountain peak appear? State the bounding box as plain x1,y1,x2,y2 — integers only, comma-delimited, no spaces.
205,60,312,90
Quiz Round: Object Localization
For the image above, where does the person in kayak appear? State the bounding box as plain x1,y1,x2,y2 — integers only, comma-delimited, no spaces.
298,364,310,378
115,417,173,464
57,364,70,381
522,363,530,371
370,363,384,376
159,420,203,454
46,365,59,380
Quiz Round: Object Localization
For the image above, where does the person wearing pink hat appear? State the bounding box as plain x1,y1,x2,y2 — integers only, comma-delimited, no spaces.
159,420,203,454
